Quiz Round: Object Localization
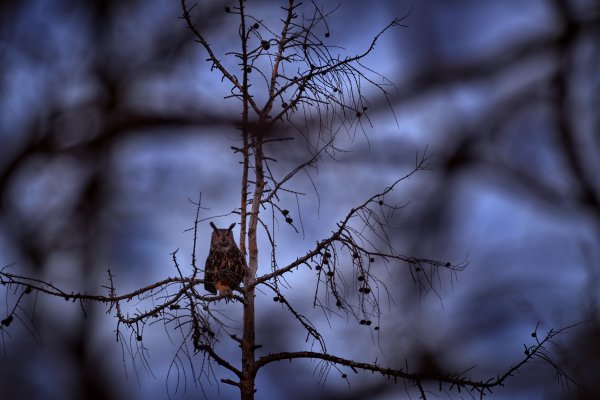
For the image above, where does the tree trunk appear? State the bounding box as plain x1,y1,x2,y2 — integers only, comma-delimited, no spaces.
241,132,264,399
240,286,256,400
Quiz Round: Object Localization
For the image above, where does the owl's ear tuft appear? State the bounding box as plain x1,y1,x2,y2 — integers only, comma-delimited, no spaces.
210,222,218,231
228,223,236,231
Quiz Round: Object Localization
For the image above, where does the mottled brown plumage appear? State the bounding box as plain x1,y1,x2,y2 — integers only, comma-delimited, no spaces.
204,222,247,298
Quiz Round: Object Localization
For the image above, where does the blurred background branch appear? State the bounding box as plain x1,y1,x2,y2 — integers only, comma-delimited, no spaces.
0,0,599,399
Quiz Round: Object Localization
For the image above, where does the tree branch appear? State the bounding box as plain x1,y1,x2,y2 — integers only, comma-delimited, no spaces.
180,0,261,116
255,323,580,396
254,151,430,287
198,344,243,379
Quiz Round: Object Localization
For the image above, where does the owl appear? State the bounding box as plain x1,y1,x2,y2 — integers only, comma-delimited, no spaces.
204,222,247,299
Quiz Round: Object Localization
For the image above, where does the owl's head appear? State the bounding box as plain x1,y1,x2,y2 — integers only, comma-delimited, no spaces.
210,222,236,249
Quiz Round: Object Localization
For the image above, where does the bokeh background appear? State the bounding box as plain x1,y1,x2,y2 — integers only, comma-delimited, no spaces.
1,0,599,399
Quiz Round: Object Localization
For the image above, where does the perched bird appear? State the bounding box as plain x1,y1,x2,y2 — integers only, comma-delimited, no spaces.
204,222,247,299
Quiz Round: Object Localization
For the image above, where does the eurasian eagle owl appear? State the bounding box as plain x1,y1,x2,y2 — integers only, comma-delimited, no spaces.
204,222,247,298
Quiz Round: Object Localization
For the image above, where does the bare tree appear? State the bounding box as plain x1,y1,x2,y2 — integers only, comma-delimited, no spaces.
0,1,580,399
